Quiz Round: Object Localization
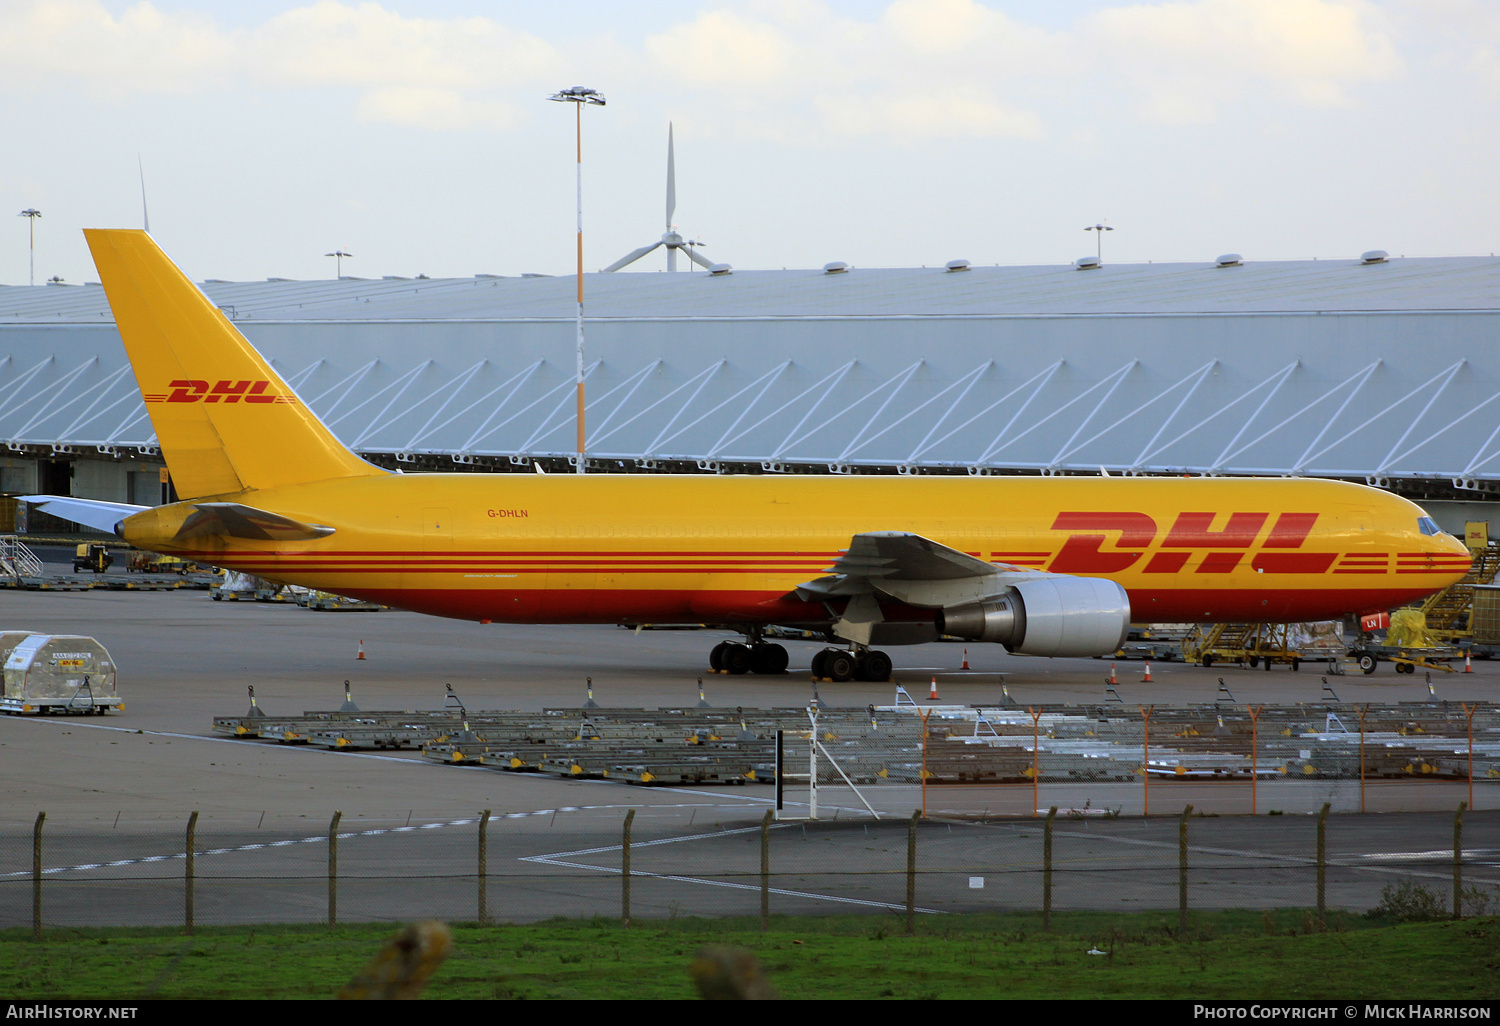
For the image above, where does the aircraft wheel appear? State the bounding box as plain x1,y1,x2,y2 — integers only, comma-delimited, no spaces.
721,644,752,675
810,649,830,679
709,641,731,671
750,643,789,675
1358,653,1377,674
825,651,856,682
857,650,893,683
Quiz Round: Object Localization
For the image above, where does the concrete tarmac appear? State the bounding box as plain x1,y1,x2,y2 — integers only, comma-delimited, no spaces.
1,584,1496,927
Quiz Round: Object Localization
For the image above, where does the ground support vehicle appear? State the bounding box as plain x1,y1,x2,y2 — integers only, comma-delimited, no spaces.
72,543,112,573
1099,624,1192,662
1343,642,1457,675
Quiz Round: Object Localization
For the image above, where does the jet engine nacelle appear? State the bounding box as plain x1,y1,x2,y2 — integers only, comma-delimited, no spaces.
937,576,1130,657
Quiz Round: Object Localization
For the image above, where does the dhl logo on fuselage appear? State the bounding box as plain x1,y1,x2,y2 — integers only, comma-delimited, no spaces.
143,380,298,404
1050,511,1361,575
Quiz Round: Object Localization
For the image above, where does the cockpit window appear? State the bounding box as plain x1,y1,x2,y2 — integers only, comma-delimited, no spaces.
1418,516,1442,536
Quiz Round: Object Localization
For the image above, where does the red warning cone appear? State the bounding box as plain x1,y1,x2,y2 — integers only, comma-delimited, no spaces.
1464,652,1473,673
1109,663,1118,685
928,677,941,701
1142,660,1153,683
961,648,970,670
357,640,366,661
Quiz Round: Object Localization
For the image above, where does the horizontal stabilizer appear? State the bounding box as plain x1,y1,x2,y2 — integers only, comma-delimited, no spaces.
175,502,334,542
18,496,148,536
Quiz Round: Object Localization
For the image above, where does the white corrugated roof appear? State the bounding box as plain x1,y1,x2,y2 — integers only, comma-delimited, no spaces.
3,254,1499,486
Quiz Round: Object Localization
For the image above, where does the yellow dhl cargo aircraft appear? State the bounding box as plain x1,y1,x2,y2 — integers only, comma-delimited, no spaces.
26,230,1472,681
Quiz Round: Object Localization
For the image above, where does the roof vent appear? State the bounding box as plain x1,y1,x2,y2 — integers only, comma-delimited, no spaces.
709,263,733,276
945,259,971,272
1361,249,1389,264
265,277,295,282
1215,253,1242,267
1074,256,1100,270
823,261,849,274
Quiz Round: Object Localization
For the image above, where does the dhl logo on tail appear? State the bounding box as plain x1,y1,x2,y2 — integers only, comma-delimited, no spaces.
144,379,298,404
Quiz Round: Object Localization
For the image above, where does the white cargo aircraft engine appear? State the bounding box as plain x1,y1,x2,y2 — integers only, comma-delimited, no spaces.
936,576,1131,657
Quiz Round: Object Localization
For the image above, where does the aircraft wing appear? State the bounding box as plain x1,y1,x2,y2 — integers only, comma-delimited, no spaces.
795,531,1129,656
823,531,997,580
175,503,335,542
18,496,149,535
797,531,1032,606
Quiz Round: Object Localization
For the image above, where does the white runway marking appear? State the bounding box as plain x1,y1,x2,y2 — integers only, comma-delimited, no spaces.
522,825,945,915
1,803,761,879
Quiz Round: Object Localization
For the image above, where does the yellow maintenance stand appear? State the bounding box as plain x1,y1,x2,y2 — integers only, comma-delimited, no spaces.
1180,623,1304,670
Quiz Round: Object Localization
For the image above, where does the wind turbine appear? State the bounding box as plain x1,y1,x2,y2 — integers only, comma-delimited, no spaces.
604,124,722,272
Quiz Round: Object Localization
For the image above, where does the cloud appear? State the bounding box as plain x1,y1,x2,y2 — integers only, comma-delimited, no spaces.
0,0,233,94
644,0,1061,142
0,0,1425,136
0,0,559,130
249,2,558,93
1083,0,1404,123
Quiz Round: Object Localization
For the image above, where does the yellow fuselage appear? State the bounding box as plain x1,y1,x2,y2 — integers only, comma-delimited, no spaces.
122,474,1469,626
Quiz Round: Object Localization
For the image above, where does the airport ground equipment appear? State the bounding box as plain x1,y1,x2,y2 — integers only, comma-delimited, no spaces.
208,694,1500,787
1343,640,1457,675
1103,623,1192,662
127,551,199,574
1417,536,1500,646
1180,623,1306,670
1,633,121,714
0,536,43,580
302,590,385,612
71,543,112,574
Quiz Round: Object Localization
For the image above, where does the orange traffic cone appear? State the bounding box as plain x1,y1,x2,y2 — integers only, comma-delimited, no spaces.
928,677,941,701
1109,663,1118,685
1142,660,1153,683
961,648,970,670
357,640,366,661
1464,652,1473,673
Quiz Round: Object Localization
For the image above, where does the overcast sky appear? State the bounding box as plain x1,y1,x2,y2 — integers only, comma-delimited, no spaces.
1,0,1497,285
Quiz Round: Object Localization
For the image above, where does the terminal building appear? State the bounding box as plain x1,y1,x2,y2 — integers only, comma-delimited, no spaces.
1,250,1498,531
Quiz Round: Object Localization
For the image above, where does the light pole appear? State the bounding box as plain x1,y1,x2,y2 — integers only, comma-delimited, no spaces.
19,209,41,287
548,85,606,475
1084,222,1113,260
325,249,353,277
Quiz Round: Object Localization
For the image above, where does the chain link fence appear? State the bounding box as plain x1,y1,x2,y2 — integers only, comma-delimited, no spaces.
3,804,1496,934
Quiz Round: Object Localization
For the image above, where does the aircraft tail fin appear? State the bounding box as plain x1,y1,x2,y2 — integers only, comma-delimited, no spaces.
84,229,386,500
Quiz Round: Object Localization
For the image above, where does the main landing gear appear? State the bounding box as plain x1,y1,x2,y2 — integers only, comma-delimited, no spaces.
811,647,893,683
709,638,790,675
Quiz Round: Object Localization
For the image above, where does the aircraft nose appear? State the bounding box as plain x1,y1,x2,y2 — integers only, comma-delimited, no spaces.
1427,532,1473,578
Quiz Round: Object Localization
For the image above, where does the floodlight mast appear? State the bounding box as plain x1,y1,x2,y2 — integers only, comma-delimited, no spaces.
1084,222,1114,260
548,85,606,475
18,209,41,287
325,249,353,277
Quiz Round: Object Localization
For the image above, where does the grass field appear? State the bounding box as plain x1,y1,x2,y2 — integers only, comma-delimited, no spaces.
3,911,1497,1000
